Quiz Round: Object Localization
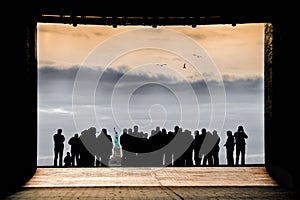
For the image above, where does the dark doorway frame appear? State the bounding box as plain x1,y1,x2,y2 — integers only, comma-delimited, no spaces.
2,3,297,197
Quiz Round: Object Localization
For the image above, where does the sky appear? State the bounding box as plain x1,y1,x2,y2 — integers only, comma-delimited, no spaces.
37,22,265,166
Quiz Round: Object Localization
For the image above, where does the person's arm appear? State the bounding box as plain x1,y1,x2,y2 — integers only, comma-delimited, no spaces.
68,137,72,145
224,138,228,146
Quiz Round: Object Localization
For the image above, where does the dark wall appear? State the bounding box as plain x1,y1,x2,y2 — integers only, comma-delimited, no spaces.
265,17,298,191
1,15,37,198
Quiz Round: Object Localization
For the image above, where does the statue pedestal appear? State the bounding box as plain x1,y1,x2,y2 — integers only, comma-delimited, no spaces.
109,146,122,167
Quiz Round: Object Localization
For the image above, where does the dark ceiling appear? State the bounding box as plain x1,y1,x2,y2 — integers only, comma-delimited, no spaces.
29,1,277,27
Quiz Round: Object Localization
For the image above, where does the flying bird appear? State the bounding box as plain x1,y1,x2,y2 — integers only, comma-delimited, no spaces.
193,54,202,58
156,63,167,67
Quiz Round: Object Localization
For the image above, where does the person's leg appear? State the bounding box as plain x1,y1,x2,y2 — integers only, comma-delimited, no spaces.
229,150,234,166
203,155,207,166
236,146,240,165
194,151,200,166
121,153,127,167
75,153,80,166
186,154,193,167
214,152,219,165
95,155,100,167
206,152,213,166
70,152,75,166
241,145,246,165
59,150,63,166
226,150,230,165
165,152,172,167
54,149,58,166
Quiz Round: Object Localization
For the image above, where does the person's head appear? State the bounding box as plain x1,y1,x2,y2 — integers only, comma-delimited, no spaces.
102,128,107,135
174,125,179,132
201,128,206,134
128,128,132,134
156,126,160,132
75,133,78,138
184,129,191,135
151,129,155,136
194,130,199,136
81,129,88,136
134,125,138,132
88,127,97,135
212,130,218,135
57,128,62,134
123,128,127,134
238,125,244,132
67,152,70,156
227,130,232,136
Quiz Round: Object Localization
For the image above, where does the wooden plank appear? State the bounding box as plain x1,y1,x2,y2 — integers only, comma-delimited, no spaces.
23,167,278,187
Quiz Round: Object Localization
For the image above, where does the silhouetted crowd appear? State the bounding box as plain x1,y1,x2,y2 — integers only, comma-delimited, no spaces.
53,125,248,167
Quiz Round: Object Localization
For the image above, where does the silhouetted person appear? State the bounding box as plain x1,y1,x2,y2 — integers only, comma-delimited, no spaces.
95,128,113,167
202,129,213,166
78,128,97,167
224,130,235,166
131,125,140,166
78,129,89,166
183,129,194,166
125,128,135,166
173,126,184,166
165,129,175,167
120,128,129,166
234,125,248,165
120,127,142,167
148,126,164,167
137,131,149,167
211,130,220,166
174,127,191,167
198,128,208,165
68,133,81,166
193,130,204,166
83,126,97,166
64,152,72,167
161,128,171,167
53,128,65,167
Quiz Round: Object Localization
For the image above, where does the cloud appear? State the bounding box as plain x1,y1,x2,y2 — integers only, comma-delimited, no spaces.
38,66,79,80
40,65,262,82
39,107,74,115
94,32,104,36
38,65,263,91
38,60,56,66
38,66,263,108
39,65,181,84
173,26,232,41
222,76,264,94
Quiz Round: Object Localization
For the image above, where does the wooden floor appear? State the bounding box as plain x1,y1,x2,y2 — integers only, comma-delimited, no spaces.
24,166,279,187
